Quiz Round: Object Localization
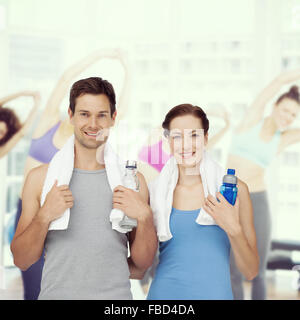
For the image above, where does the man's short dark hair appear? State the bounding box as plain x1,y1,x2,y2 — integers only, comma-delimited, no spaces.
69,77,116,116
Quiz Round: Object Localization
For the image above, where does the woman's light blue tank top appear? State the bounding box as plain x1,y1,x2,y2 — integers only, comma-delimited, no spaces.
229,120,281,168
147,208,233,300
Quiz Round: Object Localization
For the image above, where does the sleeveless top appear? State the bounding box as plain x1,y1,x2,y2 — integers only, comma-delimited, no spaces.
28,122,61,163
38,168,132,300
138,140,171,172
229,120,281,168
147,207,233,300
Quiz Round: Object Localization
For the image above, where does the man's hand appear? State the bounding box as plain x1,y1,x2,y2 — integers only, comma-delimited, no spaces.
113,185,151,222
38,180,74,224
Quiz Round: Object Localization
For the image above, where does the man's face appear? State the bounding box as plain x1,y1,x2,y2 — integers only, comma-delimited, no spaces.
68,93,116,149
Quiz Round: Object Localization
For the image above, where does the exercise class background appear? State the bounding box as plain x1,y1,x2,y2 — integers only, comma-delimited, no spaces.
0,0,300,300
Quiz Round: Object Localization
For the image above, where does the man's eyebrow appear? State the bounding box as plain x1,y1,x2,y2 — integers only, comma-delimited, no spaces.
78,110,109,113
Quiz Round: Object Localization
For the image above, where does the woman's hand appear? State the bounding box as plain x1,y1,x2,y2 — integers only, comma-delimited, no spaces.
113,185,151,222
203,192,242,237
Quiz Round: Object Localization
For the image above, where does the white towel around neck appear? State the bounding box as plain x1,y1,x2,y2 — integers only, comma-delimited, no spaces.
148,151,225,242
40,133,130,233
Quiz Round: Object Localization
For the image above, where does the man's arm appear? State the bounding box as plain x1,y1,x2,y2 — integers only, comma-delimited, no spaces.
11,165,49,270
11,165,74,271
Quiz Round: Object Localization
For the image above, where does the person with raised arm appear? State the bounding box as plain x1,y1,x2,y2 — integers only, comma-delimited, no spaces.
0,91,40,158
227,70,300,300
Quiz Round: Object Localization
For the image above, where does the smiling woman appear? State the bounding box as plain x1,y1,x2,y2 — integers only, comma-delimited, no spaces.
162,104,209,170
225,71,300,300
146,104,259,300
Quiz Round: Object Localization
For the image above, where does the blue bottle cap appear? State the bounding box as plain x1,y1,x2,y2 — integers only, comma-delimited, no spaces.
227,169,235,175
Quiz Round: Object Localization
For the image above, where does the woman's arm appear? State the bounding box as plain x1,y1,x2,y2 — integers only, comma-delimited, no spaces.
239,69,300,130
277,128,300,153
0,91,30,105
113,49,131,124
206,109,230,149
0,92,40,158
203,179,259,280
43,49,125,118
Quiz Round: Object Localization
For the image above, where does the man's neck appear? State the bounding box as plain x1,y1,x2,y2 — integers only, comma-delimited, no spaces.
74,141,105,171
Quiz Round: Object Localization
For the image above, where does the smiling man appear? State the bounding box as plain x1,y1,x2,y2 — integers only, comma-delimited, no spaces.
11,77,158,300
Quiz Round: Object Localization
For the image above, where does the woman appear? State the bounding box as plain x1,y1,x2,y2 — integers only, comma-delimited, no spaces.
138,107,230,183
13,48,131,300
227,71,300,300
146,104,259,300
137,107,230,295
0,91,40,158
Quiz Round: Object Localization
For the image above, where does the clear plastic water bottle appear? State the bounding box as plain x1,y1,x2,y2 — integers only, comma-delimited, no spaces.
119,160,139,229
220,169,238,205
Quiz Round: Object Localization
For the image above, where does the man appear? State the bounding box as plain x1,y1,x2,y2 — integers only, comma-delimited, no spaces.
11,77,158,300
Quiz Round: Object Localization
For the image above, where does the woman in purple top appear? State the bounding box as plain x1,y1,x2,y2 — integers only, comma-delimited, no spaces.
13,49,131,300
0,91,40,158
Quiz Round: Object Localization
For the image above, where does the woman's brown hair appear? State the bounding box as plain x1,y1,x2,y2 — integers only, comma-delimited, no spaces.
0,106,22,146
162,104,209,137
276,85,300,105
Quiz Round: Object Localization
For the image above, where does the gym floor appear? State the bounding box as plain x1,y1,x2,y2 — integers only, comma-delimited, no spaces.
0,267,299,300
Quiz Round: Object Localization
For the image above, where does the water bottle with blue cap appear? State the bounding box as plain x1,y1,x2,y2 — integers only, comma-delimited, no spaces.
220,169,238,205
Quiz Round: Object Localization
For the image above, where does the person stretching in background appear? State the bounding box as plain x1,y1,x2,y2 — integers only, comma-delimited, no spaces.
0,91,40,158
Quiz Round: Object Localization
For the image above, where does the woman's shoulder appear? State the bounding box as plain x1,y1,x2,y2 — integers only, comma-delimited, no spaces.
234,118,264,135
237,178,249,193
31,114,60,139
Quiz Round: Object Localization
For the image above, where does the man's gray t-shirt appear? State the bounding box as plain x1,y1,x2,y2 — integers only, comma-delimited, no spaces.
38,168,132,300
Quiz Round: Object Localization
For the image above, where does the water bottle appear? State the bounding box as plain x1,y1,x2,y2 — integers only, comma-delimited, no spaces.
220,169,238,205
119,160,139,229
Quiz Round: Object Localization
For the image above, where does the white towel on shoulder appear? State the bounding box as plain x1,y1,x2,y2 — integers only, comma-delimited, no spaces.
148,151,225,242
40,134,130,233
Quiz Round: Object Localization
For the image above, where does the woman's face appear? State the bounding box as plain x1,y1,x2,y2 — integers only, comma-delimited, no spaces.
272,98,300,130
0,121,8,140
168,114,208,168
